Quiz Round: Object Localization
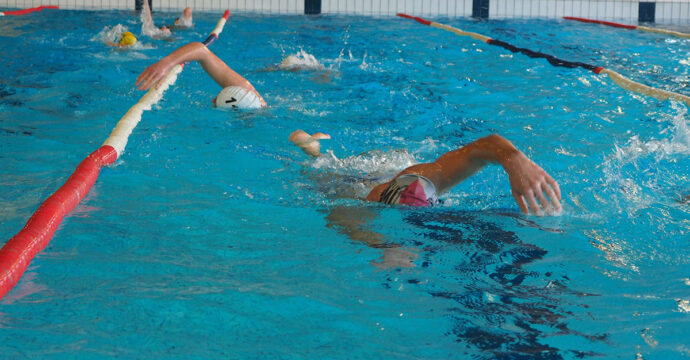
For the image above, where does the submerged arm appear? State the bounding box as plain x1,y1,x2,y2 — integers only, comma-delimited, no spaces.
324,206,417,269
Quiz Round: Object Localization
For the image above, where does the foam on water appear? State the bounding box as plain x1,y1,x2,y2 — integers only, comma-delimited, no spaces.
600,102,689,213
279,49,325,71
140,7,170,38
90,24,154,50
91,24,129,43
312,148,417,178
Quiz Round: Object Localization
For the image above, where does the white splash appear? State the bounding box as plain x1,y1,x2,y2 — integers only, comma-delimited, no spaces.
140,7,170,38
279,49,325,71
601,103,689,211
312,149,417,178
358,51,369,71
91,24,153,50
91,24,129,43
614,111,690,163
677,299,690,313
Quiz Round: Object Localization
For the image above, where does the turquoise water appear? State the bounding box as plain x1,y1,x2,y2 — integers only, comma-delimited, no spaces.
1,9,689,359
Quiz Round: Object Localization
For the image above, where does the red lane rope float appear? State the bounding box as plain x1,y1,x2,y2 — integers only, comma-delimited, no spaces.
397,13,690,106
0,10,230,301
0,5,58,16
564,16,690,39
0,147,116,298
563,16,636,29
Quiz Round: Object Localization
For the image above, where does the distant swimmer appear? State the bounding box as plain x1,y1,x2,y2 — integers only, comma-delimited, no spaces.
290,130,562,215
168,7,193,29
278,50,325,72
106,31,138,47
259,49,336,83
140,0,171,38
136,42,266,109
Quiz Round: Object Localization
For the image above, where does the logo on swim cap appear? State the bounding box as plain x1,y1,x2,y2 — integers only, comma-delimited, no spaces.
119,31,137,46
399,180,432,206
215,86,262,109
379,174,439,207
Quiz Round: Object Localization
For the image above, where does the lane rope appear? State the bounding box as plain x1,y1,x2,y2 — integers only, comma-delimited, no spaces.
0,5,58,16
397,13,690,106
564,16,690,39
0,10,230,301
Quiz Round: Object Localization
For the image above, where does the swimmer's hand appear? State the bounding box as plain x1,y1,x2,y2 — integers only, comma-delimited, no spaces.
289,129,330,157
502,151,562,216
136,57,175,90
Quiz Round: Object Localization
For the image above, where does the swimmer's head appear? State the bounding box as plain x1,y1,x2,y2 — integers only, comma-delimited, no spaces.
398,179,433,206
118,31,137,46
214,86,263,109
380,175,438,207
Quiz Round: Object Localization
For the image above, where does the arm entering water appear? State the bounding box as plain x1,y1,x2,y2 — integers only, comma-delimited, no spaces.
135,42,265,105
140,0,171,37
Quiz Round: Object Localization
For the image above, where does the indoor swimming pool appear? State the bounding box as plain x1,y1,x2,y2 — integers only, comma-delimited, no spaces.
0,8,689,359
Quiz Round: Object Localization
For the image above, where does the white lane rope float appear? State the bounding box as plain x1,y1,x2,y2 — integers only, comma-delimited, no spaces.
0,10,230,301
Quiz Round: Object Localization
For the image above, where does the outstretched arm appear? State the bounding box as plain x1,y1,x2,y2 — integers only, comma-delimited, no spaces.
135,42,264,104
367,134,562,215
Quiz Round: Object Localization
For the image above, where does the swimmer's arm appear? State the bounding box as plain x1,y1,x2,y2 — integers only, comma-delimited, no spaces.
136,42,209,90
142,0,154,26
367,134,562,215
325,206,417,269
433,134,561,215
136,42,264,105
141,0,170,36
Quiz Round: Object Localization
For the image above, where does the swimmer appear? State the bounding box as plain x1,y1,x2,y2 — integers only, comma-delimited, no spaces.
140,0,171,38
106,31,138,47
136,42,266,109
290,130,562,215
168,7,193,29
259,50,337,84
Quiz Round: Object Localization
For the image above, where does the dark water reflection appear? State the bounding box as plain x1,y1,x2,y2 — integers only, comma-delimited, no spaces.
400,211,607,359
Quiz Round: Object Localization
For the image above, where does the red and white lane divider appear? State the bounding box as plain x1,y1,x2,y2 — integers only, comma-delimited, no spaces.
0,10,230,301
564,16,690,39
0,5,58,16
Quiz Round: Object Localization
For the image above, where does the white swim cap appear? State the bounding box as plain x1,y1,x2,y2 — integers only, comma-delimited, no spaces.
215,86,263,109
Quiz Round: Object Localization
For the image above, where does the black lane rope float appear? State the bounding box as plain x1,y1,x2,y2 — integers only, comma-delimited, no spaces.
397,13,690,106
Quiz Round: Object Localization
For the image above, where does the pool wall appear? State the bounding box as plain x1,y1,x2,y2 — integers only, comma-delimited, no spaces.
1,0,690,24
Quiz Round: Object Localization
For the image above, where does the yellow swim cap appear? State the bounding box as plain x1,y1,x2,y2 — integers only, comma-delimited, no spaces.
119,31,137,46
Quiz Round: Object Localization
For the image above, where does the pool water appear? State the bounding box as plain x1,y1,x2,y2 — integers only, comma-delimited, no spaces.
1,9,689,359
